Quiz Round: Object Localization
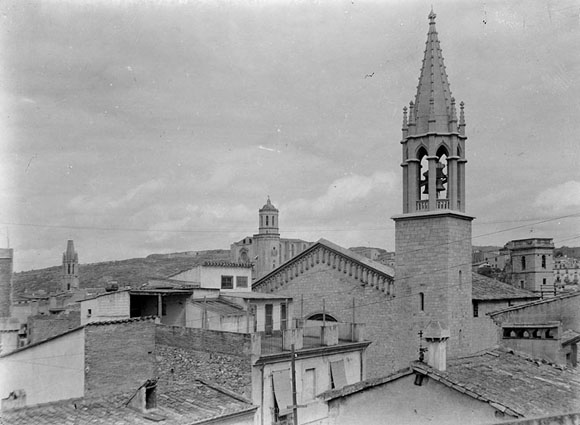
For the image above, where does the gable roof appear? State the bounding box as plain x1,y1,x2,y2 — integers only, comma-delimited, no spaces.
471,273,540,301
412,348,580,418
190,298,246,316
253,238,394,293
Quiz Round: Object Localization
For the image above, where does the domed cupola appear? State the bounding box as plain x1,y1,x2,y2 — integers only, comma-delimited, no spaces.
258,197,279,235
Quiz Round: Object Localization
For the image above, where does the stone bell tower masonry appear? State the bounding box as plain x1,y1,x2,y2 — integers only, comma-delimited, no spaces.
392,10,474,358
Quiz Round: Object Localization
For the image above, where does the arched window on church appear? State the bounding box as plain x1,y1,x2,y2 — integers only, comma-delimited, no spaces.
272,216,275,227
542,255,546,269
266,216,269,226
307,313,338,322
419,292,425,312
521,256,526,270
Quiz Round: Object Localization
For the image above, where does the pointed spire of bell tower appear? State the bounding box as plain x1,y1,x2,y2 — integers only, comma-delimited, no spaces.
414,8,453,134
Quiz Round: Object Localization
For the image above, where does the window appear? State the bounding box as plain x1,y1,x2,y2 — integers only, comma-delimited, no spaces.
272,370,293,420
303,368,316,401
472,302,478,318
542,255,546,269
521,256,526,270
265,304,273,335
307,313,337,322
236,276,248,288
145,382,157,410
419,292,425,312
281,303,287,331
543,278,547,286
266,216,269,226
520,280,525,289
221,275,234,289
272,216,276,226
87,308,92,318
330,360,348,390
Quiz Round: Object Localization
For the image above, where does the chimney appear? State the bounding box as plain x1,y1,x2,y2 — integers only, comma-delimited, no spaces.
424,321,450,371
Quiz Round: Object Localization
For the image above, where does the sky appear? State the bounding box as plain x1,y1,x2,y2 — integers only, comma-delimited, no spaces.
1,0,579,272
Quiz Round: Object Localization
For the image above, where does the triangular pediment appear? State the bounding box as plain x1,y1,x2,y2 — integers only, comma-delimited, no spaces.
252,239,394,296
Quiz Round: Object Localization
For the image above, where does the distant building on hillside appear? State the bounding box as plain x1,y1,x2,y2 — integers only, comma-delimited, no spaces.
554,256,580,286
230,198,313,280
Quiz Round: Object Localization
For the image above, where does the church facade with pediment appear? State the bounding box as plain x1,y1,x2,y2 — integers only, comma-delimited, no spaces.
252,238,406,377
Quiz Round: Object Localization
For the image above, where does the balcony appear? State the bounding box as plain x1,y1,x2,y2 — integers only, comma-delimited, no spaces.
416,198,459,211
257,320,366,356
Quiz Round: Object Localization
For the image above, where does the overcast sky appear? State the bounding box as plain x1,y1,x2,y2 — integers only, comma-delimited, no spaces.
1,0,579,271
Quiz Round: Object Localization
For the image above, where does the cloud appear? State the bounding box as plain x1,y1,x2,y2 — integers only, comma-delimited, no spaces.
534,181,580,214
68,178,166,213
287,171,397,218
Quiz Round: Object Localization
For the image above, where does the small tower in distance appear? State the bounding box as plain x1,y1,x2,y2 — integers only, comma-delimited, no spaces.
62,240,79,292
258,196,279,235
0,248,14,318
254,197,282,280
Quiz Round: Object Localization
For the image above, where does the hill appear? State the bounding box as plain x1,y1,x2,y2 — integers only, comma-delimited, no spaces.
12,249,230,298
555,246,580,259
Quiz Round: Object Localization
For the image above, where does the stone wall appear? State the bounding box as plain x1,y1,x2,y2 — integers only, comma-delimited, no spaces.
155,325,252,398
257,261,408,378
28,311,81,344
155,324,253,356
156,344,252,399
84,319,157,396
395,213,473,359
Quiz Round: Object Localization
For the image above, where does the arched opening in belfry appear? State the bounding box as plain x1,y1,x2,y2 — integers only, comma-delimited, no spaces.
417,147,429,201
435,145,449,200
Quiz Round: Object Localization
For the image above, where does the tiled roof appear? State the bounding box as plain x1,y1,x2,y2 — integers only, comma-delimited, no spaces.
190,298,245,316
318,368,412,401
562,329,580,346
412,348,580,418
0,379,256,425
489,291,580,317
471,273,540,301
222,292,291,300
85,316,158,327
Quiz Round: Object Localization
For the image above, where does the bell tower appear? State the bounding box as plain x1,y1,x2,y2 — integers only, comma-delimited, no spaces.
253,197,281,280
393,10,473,358
401,9,467,214
258,197,279,235
62,240,79,292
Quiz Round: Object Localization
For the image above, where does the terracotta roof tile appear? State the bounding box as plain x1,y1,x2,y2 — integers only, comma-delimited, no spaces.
0,380,255,425
471,273,540,301
412,348,580,418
